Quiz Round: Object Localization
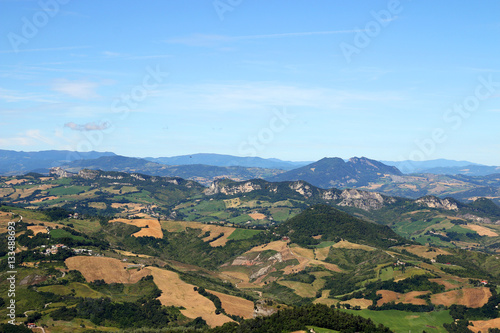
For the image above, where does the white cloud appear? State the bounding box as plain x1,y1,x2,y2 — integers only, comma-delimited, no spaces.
52,79,100,99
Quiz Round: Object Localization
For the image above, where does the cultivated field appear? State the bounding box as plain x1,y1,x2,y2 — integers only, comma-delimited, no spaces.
5,178,28,185
429,277,468,291
208,290,255,319
149,267,233,327
162,220,240,246
331,240,375,251
65,256,151,284
469,318,500,333
31,195,59,203
395,245,451,260
463,224,499,237
430,287,491,308
200,224,237,247
377,290,429,306
248,213,266,220
341,298,373,309
27,225,48,235
109,218,163,238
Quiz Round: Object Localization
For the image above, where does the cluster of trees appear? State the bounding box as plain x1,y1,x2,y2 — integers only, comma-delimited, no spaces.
208,304,392,333
365,275,445,295
323,270,377,297
42,207,73,221
50,298,181,329
283,271,316,284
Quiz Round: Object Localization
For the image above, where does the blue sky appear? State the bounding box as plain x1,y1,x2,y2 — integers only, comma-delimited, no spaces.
1,0,500,164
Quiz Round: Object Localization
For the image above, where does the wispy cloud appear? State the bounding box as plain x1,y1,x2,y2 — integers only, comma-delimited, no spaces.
102,51,172,60
0,129,55,147
64,121,110,131
148,81,404,114
0,45,91,54
52,79,101,99
165,30,366,47
0,87,57,103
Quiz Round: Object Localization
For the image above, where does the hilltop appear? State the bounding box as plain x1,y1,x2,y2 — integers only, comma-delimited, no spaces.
267,156,403,188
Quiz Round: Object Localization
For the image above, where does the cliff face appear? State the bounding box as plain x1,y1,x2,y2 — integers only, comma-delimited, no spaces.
336,189,395,210
78,169,99,179
49,167,75,178
204,180,262,196
416,196,460,211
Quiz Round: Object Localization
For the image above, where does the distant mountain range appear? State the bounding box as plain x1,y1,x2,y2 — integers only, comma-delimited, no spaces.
58,155,284,185
145,153,311,170
0,149,116,175
1,150,500,203
267,157,402,188
2,149,497,176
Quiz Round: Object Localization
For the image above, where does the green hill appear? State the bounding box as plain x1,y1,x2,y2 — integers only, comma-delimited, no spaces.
277,204,408,248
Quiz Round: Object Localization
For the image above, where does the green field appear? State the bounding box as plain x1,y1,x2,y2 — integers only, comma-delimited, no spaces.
228,214,254,224
378,266,429,281
47,185,91,196
50,228,86,241
314,240,338,248
227,228,263,240
343,309,453,333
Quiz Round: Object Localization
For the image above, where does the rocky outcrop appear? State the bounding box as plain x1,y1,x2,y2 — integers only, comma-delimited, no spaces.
288,181,314,198
337,189,395,210
78,169,99,179
49,167,75,178
416,196,460,211
205,179,395,211
321,188,395,210
204,180,262,195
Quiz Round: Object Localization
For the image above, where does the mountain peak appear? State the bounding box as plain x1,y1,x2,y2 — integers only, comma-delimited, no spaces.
267,156,402,189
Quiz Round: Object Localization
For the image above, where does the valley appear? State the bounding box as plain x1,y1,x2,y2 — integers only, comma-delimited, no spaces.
1,167,500,332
